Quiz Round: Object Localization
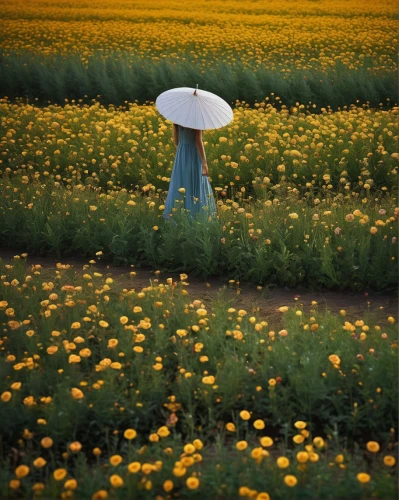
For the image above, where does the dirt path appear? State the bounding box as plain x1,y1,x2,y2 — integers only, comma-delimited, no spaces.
0,248,397,326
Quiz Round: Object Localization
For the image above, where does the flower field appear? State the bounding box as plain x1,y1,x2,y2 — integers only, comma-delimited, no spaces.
0,97,398,290
0,256,398,498
0,0,397,107
0,0,398,498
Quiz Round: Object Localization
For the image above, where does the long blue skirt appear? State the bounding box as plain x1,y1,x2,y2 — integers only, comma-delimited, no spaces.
163,141,217,227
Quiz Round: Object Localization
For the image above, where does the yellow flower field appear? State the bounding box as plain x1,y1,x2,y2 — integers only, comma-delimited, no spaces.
0,97,397,194
1,0,397,73
0,0,398,498
0,256,397,498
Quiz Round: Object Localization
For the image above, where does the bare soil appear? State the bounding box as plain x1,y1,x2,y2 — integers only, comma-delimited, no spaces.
0,248,397,327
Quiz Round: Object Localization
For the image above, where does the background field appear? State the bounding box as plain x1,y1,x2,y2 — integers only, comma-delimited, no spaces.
0,0,397,108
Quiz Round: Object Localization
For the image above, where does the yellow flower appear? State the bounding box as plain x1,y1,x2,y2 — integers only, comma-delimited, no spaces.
41,437,53,448
294,421,307,429
202,376,215,385
124,428,137,440
256,493,270,500
293,434,305,444
313,437,325,448
1,391,12,402
226,423,236,432
328,354,341,365
110,455,123,466
15,465,30,478
53,468,67,481
240,410,251,420
335,454,344,463
181,456,195,467
284,475,298,487
9,479,20,490
92,490,108,500
356,473,370,483
99,320,109,328
251,447,264,460
186,476,200,489
128,462,141,473
309,452,319,462
71,388,84,400
69,441,82,453
277,456,290,468
383,455,396,467
93,448,102,456
33,457,47,468
120,316,128,325
260,436,273,447
296,451,309,463
109,474,124,488
193,439,203,450
163,480,174,492
23,396,36,406
236,441,248,451
196,308,207,316
64,479,78,490
366,441,380,453
184,444,196,454
157,426,170,437
253,419,265,430
239,486,251,496
172,466,187,477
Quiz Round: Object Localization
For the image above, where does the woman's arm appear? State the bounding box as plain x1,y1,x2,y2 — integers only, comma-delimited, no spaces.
195,129,207,166
172,124,179,147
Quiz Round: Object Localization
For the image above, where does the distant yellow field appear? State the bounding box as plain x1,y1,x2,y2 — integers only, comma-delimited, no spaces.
1,0,397,72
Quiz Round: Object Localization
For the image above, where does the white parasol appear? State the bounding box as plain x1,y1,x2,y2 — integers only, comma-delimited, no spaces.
155,84,233,130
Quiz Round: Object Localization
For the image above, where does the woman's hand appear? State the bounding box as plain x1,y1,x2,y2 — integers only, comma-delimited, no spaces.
202,162,209,177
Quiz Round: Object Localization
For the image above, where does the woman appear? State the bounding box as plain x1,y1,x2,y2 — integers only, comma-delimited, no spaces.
163,123,217,223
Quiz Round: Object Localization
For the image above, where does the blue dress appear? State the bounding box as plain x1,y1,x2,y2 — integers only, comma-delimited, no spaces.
163,125,217,224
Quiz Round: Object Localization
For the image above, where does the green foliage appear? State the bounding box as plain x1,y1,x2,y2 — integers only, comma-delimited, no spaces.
0,51,397,110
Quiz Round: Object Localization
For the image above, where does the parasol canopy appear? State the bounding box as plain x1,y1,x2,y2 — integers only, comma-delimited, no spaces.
155,85,233,130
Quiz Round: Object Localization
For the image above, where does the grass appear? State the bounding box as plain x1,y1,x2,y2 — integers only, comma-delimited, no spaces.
0,180,397,291
0,52,397,109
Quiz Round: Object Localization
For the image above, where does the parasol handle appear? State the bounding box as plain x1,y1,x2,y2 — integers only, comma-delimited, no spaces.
193,84,198,96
